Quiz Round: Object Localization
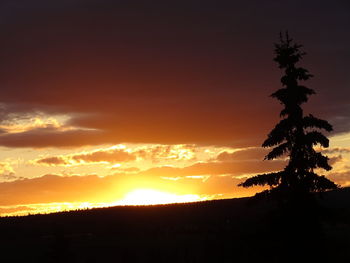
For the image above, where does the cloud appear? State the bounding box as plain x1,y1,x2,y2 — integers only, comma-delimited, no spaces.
71,149,135,163
134,144,196,162
34,147,136,166
216,147,269,162
0,161,20,182
216,147,343,166
0,127,108,148
0,174,116,206
0,205,35,215
328,170,350,187
0,154,344,209
329,155,343,166
323,147,350,154
0,155,286,206
0,114,65,134
0,171,260,208
111,167,140,173
33,144,198,166
35,156,68,166
121,159,286,178
0,0,347,147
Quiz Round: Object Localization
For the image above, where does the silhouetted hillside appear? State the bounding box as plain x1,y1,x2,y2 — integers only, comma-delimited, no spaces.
0,188,349,263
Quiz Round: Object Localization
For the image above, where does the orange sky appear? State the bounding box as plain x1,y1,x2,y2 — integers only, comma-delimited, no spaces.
0,131,349,216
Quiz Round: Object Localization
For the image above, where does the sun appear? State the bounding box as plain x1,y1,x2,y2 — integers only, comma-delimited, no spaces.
114,189,203,206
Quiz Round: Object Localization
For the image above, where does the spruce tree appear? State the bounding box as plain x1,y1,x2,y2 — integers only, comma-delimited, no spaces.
239,32,338,198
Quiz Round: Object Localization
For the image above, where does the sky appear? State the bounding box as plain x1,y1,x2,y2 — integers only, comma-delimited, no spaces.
0,0,349,216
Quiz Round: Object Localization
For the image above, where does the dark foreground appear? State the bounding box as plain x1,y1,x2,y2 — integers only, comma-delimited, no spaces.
0,189,349,263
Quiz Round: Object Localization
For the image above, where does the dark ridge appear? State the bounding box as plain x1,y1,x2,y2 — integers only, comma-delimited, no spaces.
0,187,349,263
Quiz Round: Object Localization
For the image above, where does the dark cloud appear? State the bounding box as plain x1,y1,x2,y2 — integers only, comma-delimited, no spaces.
35,156,68,166
0,127,107,148
0,0,348,147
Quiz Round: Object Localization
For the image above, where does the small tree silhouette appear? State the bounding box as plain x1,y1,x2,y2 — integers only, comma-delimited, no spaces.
239,32,338,199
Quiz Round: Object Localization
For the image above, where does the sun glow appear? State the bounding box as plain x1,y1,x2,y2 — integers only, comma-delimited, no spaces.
114,189,203,206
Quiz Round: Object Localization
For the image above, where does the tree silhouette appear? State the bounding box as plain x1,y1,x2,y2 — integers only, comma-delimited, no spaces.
239,32,338,199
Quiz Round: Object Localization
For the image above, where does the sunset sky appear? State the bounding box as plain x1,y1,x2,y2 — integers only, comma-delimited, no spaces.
0,0,349,216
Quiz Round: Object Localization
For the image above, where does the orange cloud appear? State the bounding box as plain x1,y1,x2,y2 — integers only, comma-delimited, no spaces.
216,147,269,162
0,114,69,134
134,144,197,162
0,174,117,206
323,147,350,154
71,149,135,164
33,144,198,166
118,159,286,178
0,156,286,207
111,167,140,173
0,154,342,211
0,205,35,215
0,172,258,208
34,148,136,166
328,155,343,166
328,170,350,187
0,161,18,182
